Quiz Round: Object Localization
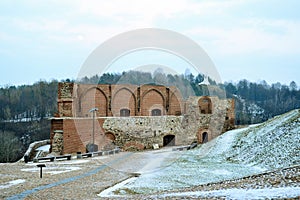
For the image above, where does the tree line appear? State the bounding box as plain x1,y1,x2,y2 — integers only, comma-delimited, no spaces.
225,79,300,124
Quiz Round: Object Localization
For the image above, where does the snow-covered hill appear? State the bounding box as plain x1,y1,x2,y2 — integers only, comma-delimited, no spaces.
115,109,300,194
225,109,300,169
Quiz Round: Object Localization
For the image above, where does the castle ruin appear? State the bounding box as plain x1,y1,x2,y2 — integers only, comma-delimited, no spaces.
50,82,235,154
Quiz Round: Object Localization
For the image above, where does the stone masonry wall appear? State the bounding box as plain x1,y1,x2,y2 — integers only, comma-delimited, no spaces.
103,116,186,149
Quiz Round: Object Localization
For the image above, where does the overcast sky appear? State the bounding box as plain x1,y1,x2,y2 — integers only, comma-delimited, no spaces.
1,0,300,86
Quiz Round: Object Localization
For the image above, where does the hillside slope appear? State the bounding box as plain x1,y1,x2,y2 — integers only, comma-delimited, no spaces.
118,109,300,194
225,109,300,169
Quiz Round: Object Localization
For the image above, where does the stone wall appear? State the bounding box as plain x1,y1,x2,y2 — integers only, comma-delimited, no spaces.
103,116,187,149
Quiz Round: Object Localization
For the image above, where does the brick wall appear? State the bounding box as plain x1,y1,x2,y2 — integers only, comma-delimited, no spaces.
62,118,109,154
111,85,137,116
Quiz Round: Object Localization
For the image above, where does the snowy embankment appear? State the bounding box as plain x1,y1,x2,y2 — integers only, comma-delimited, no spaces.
107,109,300,195
225,109,300,169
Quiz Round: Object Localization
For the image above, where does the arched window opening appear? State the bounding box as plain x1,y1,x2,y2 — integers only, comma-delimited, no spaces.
151,109,162,116
120,108,130,117
202,132,208,143
198,97,212,114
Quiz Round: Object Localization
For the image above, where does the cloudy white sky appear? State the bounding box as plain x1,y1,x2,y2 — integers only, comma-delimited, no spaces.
1,0,300,86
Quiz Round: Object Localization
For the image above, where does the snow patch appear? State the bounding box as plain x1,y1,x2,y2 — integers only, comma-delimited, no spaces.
98,177,138,197
21,166,81,175
0,179,26,189
36,144,50,152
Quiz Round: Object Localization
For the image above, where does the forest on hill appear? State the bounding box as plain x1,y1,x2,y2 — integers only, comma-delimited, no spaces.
1,71,300,162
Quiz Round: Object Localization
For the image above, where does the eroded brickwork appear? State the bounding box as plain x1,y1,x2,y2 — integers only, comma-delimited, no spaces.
50,83,235,154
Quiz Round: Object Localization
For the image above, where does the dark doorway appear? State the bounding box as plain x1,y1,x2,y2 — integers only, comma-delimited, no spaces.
202,132,208,143
163,135,175,146
151,109,162,116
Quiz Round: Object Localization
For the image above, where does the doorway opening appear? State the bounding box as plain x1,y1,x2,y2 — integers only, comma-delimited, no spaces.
163,135,175,146
202,132,208,143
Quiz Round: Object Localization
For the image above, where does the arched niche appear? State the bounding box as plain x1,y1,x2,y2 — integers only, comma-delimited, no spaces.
198,96,212,114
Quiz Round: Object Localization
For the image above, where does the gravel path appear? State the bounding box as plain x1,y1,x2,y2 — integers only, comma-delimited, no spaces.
1,153,134,199
1,148,181,199
1,149,299,199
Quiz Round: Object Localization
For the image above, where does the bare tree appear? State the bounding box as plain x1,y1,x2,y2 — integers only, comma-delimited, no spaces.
0,131,22,162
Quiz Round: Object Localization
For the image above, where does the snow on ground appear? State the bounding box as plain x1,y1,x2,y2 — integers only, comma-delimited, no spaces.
20,158,93,175
36,144,50,152
104,109,300,195
158,186,300,199
121,152,263,194
136,148,182,174
0,179,26,189
118,128,265,194
98,177,138,197
21,166,81,175
225,109,300,169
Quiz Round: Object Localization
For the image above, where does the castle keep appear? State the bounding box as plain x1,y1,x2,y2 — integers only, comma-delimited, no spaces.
50,82,235,154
